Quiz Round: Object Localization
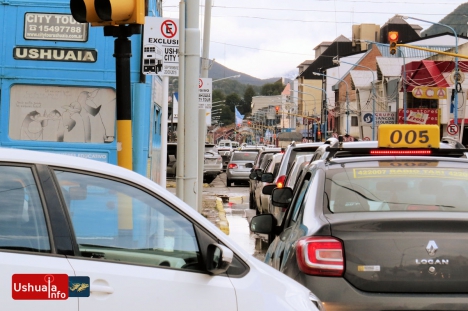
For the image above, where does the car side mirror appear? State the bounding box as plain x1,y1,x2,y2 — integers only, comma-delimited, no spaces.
262,184,276,195
245,163,253,168
255,169,263,178
261,173,274,183
271,187,294,208
250,214,277,234
206,244,233,275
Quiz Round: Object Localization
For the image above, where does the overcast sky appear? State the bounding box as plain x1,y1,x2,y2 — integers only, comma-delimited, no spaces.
162,0,467,80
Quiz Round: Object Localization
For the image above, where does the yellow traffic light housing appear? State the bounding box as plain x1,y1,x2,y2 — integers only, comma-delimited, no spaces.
70,0,145,26
388,31,399,55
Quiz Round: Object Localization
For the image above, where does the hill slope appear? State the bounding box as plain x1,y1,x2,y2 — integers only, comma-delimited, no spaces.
421,3,468,37
207,61,286,86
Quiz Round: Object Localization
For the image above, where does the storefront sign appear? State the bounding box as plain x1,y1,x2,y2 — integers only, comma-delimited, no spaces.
398,108,439,125
24,13,88,42
13,47,97,62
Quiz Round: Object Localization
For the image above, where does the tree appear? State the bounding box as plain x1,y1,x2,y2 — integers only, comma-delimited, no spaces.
219,105,234,125
243,86,255,115
212,89,226,103
225,93,242,111
260,80,284,96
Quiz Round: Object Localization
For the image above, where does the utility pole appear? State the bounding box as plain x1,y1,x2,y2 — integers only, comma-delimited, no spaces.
178,0,200,208
198,0,212,212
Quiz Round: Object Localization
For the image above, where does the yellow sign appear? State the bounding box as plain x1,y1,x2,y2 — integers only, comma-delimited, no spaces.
378,124,439,148
353,168,468,180
379,161,438,167
411,86,447,99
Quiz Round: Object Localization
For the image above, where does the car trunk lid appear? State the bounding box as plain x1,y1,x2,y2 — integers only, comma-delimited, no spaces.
327,214,468,293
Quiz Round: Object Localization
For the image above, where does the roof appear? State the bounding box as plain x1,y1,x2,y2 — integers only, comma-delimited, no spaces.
301,36,354,79
349,70,377,89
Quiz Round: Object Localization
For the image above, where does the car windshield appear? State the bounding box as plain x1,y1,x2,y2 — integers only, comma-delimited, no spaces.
232,152,258,161
325,161,468,213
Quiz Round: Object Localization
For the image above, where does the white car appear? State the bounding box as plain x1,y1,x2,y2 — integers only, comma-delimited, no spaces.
1,147,322,311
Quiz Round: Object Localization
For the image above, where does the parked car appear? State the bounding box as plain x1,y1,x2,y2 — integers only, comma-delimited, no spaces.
264,154,313,223
203,146,223,183
217,140,235,170
167,143,223,183
166,142,178,177
272,142,323,189
254,153,283,214
1,147,322,311
226,150,260,187
247,147,282,210
251,124,468,311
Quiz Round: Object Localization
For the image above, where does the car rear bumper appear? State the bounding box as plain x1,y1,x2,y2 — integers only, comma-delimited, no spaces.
226,170,250,181
302,275,468,311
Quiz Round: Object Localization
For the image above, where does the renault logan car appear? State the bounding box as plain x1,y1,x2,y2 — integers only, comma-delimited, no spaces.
250,124,468,311
1,147,322,311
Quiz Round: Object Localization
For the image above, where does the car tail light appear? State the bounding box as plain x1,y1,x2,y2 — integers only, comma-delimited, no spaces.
228,163,238,169
370,149,431,155
276,175,286,188
296,236,344,277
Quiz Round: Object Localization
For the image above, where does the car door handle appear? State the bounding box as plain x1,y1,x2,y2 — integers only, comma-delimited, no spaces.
91,284,114,294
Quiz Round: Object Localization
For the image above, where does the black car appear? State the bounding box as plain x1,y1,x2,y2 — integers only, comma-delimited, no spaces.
251,124,468,311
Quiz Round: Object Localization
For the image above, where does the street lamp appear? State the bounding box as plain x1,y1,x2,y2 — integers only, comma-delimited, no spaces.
299,84,330,140
313,72,350,135
400,15,460,124
332,58,377,140
212,74,241,83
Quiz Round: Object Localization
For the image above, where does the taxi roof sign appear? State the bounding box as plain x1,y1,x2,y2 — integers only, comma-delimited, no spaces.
378,124,440,148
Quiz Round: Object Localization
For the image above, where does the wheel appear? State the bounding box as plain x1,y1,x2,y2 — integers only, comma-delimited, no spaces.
226,178,232,187
249,193,256,210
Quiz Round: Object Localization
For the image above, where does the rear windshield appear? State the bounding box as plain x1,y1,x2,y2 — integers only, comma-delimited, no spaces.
232,152,258,161
325,161,468,213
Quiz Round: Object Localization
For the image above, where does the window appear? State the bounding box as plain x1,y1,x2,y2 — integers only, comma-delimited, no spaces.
326,164,468,213
55,170,201,270
0,166,50,252
351,116,358,127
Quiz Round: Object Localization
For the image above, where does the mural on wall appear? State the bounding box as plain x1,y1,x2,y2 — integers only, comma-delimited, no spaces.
10,85,116,143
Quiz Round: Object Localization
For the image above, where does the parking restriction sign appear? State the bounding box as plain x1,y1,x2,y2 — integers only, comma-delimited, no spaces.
142,17,179,76
447,124,459,136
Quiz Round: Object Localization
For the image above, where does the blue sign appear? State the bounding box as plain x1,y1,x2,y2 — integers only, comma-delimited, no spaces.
363,113,373,124
68,276,90,297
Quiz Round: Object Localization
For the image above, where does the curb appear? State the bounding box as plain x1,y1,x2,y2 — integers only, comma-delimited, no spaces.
228,196,243,204
215,197,230,235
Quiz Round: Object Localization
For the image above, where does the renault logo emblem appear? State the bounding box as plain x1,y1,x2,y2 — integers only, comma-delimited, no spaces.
426,240,438,256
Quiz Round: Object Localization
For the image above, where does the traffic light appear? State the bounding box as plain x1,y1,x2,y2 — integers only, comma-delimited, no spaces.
70,0,146,26
388,31,399,55
275,106,279,115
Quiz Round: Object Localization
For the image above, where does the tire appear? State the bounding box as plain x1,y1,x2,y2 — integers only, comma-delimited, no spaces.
249,193,256,210
226,178,232,187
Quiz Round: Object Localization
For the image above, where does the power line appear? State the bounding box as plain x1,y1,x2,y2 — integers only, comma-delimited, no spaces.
211,40,312,55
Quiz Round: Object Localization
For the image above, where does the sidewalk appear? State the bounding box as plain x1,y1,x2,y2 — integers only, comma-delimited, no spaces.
166,175,231,234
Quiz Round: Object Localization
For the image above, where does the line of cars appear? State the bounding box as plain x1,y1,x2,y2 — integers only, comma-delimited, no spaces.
0,146,322,311
166,142,223,183
250,124,468,311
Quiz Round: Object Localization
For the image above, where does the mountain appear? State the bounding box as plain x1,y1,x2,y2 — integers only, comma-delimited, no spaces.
207,61,288,86
421,3,468,37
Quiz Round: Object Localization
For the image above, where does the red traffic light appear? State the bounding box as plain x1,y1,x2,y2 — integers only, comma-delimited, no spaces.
388,31,399,55
388,31,399,42
275,106,279,111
